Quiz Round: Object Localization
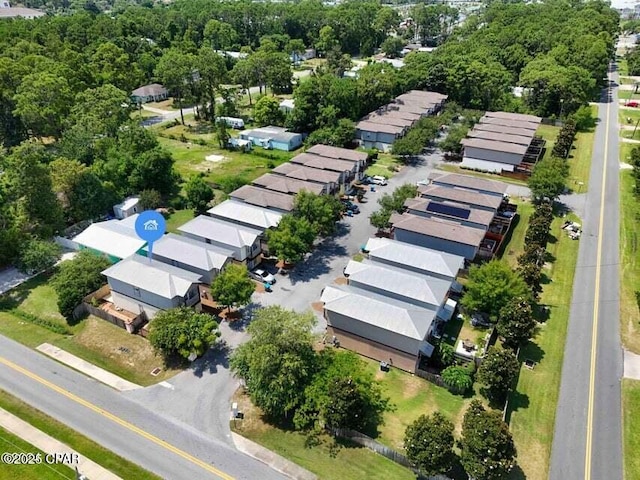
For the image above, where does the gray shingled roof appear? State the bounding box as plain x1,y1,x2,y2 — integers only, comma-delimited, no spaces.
390,212,485,247
427,172,508,195
230,185,294,212
461,137,528,155
356,121,405,135
484,111,541,124
419,184,503,210
252,173,324,195
404,197,494,228
271,163,341,184
306,144,368,163
143,233,231,271
473,122,537,138
479,116,539,131
178,215,261,248
290,153,355,172
467,129,532,146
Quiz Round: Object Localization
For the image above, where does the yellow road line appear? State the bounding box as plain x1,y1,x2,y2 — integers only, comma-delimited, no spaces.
0,356,235,480
584,73,612,480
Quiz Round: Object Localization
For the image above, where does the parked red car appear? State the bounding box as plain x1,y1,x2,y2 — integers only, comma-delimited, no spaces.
625,101,640,107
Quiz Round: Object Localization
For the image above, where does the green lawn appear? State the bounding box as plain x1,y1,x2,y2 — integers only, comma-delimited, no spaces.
0,390,160,480
618,108,640,126
364,154,402,178
499,200,534,269
0,426,75,479
165,208,196,233
620,59,629,76
623,379,640,480
506,211,581,480
568,106,597,189
437,164,527,186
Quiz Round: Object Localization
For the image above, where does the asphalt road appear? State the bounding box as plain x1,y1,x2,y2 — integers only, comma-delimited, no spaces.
549,65,623,479
0,335,286,480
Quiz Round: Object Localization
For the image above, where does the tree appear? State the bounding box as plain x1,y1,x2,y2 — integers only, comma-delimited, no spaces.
231,58,257,105
51,250,111,319
305,119,356,148
138,189,162,211
440,125,469,156
295,349,389,433
293,191,343,236
441,365,473,394
90,42,142,91
315,25,339,56
497,296,536,349
197,47,228,120
266,214,316,263
17,239,61,275
210,264,255,312
477,348,520,405
369,209,392,232
148,307,220,360
230,306,317,419
528,157,570,203
215,118,230,149
404,412,456,476
128,148,179,197
184,175,214,213
381,36,404,58
461,260,530,319
203,19,238,50
68,84,130,138
254,96,283,126
288,39,307,63
460,400,517,480
155,49,196,125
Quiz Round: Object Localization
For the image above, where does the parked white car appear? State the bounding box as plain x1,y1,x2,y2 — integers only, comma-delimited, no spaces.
371,175,388,186
252,268,276,284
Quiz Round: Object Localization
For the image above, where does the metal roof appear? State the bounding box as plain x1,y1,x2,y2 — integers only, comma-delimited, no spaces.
178,215,261,248
102,255,203,299
73,216,146,260
207,200,283,231
143,233,231,271
363,237,464,280
390,212,485,247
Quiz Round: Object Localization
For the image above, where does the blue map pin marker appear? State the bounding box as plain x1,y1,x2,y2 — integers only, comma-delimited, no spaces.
135,210,166,261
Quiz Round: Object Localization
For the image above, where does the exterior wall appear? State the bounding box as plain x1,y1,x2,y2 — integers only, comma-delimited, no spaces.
461,157,515,173
392,229,478,261
327,326,418,373
108,277,176,311
78,245,120,264
463,146,522,166
111,291,162,319
360,140,393,152
180,232,245,262
149,254,217,284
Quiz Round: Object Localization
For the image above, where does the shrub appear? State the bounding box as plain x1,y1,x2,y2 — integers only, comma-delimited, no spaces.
441,365,473,394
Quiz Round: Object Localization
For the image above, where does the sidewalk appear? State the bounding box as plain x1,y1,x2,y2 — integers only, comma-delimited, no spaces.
0,407,122,480
36,343,141,392
231,432,317,480
624,349,640,380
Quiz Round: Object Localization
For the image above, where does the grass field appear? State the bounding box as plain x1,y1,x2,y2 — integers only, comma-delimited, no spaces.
620,59,629,76
0,391,160,480
506,211,581,480
0,426,75,480
437,164,527,186
500,200,534,269
620,169,640,353
165,208,196,232
0,275,178,386
364,154,402,178
623,379,640,480
619,108,640,126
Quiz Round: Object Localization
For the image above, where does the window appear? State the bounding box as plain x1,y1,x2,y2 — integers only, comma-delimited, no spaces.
133,287,141,298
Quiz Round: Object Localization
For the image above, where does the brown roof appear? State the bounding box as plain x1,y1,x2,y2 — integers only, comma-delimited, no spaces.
390,212,485,247
427,172,508,195
229,185,294,212
356,121,405,135
404,198,494,228
388,101,429,116
484,111,541,124
461,138,528,155
306,144,368,163
419,185,503,210
363,114,415,128
479,116,539,131
467,129,532,146
395,94,439,110
271,163,341,184
376,107,422,121
252,173,324,195
131,83,167,97
290,153,355,173
473,122,537,138
403,90,448,103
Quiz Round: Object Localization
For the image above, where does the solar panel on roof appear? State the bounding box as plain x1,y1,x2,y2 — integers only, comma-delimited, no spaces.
426,202,471,220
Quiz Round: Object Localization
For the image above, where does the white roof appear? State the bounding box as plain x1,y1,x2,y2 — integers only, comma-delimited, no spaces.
321,285,437,340
103,255,203,299
143,233,231,271
114,196,139,211
73,215,145,259
207,200,283,230
279,99,295,109
178,215,261,249
363,237,464,279
344,260,451,308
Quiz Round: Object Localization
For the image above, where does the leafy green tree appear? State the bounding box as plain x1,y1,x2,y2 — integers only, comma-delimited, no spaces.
231,306,317,419
369,209,392,233
184,175,214,213
381,36,404,58
210,264,255,312
404,412,456,476
440,125,469,155
254,96,284,126
138,189,162,211
231,58,258,105
90,42,142,92
497,296,536,349
148,307,220,360
197,47,228,120
441,365,473,394
305,119,355,148
460,400,517,480
528,157,570,203
266,214,316,263
128,148,179,197
517,261,543,300
17,239,61,275
288,39,306,61
215,118,230,149
204,19,238,50
315,25,339,56
477,348,520,405
155,49,196,125
68,84,130,138
295,349,389,433
51,250,111,319
461,260,529,319
294,190,343,236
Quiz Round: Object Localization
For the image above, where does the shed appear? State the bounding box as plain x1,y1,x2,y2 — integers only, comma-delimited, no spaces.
113,196,140,219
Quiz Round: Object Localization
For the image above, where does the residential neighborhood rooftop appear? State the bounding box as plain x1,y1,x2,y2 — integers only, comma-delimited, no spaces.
131,83,167,97
390,212,486,247
460,137,529,155
473,122,538,138
271,163,341,184
479,115,540,131
102,255,204,299
230,185,295,212
252,173,324,195
306,144,368,163
467,129,533,146
363,237,465,280
207,200,283,230
362,113,415,128
178,215,261,248
355,121,406,135
427,172,508,195
419,184,504,210
290,152,355,172
73,216,146,260
404,197,495,228
142,233,231,271
484,111,542,124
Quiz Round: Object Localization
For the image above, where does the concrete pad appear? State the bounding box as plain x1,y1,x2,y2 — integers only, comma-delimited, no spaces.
231,432,317,480
36,343,141,392
624,349,640,380
0,407,122,480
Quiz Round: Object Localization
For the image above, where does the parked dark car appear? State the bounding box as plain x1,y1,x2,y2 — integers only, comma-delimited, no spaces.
341,200,360,214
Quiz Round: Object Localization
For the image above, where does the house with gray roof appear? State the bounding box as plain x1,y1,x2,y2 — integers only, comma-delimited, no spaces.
404,197,494,231
207,199,283,232
239,126,303,151
252,173,325,195
142,233,231,284
355,121,406,152
73,215,146,263
131,83,168,104
418,184,503,212
102,255,204,320
427,172,508,197
306,144,368,166
290,153,358,183
0,2,44,19
178,215,262,269
363,237,464,281
321,284,438,373
229,185,294,212
271,163,341,191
